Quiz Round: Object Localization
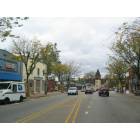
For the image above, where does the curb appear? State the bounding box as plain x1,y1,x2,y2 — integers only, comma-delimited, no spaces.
27,91,66,100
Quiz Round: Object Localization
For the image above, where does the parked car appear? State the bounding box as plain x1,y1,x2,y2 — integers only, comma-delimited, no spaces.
98,88,109,97
67,87,78,95
0,81,26,104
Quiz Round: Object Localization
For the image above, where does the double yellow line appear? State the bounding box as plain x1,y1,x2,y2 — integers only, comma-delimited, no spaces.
65,97,82,123
16,98,75,123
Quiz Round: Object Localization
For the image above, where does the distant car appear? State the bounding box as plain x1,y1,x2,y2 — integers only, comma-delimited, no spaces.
98,88,109,97
81,87,86,92
85,84,93,94
68,87,78,95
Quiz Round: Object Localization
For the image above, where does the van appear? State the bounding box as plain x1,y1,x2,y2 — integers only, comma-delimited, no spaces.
0,81,26,104
85,83,93,94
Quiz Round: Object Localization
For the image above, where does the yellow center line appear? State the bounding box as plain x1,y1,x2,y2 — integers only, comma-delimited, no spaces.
16,98,76,123
65,96,83,123
65,98,80,123
72,97,82,123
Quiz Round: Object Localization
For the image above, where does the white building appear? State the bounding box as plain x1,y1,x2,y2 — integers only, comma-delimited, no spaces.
22,62,46,95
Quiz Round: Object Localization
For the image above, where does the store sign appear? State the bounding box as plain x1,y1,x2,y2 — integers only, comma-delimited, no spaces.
0,59,17,72
34,77,43,80
5,62,16,71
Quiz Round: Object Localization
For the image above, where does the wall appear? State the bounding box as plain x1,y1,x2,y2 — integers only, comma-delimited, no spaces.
0,49,22,81
22,61,46,95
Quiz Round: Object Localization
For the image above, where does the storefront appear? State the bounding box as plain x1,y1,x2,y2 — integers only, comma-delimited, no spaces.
0,49,22,81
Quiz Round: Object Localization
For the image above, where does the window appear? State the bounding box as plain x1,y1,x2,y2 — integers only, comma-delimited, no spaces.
18,85,23,91
13,85,17,92
43,70,45,76
37,68,40,76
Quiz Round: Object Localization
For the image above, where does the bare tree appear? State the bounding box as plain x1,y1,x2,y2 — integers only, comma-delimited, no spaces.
65,61,81,88
12,37,41,97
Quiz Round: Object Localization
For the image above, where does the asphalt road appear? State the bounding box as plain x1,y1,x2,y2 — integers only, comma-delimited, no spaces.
0,91,140,123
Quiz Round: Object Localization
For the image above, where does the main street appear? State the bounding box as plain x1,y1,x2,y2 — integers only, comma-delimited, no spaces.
0,91,140,123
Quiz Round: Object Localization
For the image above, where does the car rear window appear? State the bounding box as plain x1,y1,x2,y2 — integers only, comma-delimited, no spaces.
69,87,77,90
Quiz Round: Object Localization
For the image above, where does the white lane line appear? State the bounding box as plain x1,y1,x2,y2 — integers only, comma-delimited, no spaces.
85,111,89,115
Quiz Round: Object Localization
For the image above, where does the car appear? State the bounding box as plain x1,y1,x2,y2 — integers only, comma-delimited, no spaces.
67,87,78,95
85,84,93,94
98,88,109,97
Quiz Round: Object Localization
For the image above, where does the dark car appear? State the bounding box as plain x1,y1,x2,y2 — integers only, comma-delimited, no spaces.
98,88,109,97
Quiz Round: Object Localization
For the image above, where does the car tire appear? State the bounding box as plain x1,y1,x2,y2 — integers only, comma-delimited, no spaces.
4,98,10,104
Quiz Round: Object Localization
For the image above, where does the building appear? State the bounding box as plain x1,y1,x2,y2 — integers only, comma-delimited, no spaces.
0,49,47,95
22,62,46,95
95,69,101,90
0,49,22,81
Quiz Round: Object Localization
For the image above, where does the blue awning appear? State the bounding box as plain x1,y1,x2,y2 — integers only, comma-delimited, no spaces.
0,71,22,81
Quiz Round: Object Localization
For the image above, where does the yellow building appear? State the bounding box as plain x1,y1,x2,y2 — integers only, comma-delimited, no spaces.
95,79,101,90
95,69,101,90
22,62,46,95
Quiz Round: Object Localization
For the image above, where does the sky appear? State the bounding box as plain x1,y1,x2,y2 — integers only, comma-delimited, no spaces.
0,17,135,77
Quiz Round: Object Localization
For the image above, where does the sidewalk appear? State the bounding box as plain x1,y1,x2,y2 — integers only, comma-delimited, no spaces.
118,92,135,97
28,91,66,99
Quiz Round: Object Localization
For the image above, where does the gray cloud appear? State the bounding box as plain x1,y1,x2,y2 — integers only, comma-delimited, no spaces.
0,17,135,76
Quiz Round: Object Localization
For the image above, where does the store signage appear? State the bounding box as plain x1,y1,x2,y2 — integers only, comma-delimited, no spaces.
5,62,16,71
34,77,43,80
0,59,17,72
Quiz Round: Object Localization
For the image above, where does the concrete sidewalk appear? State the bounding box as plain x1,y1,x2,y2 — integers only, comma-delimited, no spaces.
28,91,66,99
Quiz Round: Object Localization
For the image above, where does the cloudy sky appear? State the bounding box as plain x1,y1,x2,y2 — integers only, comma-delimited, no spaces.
0,17,135,77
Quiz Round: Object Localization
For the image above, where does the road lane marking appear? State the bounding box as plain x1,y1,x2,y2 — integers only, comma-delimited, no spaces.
85,111,88,115
65,96,83,123
16,98,76,123
72,98,82,123
65,98,80,123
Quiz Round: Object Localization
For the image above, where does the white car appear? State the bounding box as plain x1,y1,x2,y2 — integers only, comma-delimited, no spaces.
68,87,78,95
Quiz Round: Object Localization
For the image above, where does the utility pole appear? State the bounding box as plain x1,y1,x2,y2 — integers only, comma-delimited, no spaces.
45,65,48,95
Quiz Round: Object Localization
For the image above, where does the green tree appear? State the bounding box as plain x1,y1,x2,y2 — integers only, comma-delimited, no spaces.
111,18,140,89
0,17,28,41
40,42,60,94
107,57,128,91
40,42,60,75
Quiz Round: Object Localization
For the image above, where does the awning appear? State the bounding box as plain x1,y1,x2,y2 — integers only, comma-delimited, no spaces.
0,71,22,81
